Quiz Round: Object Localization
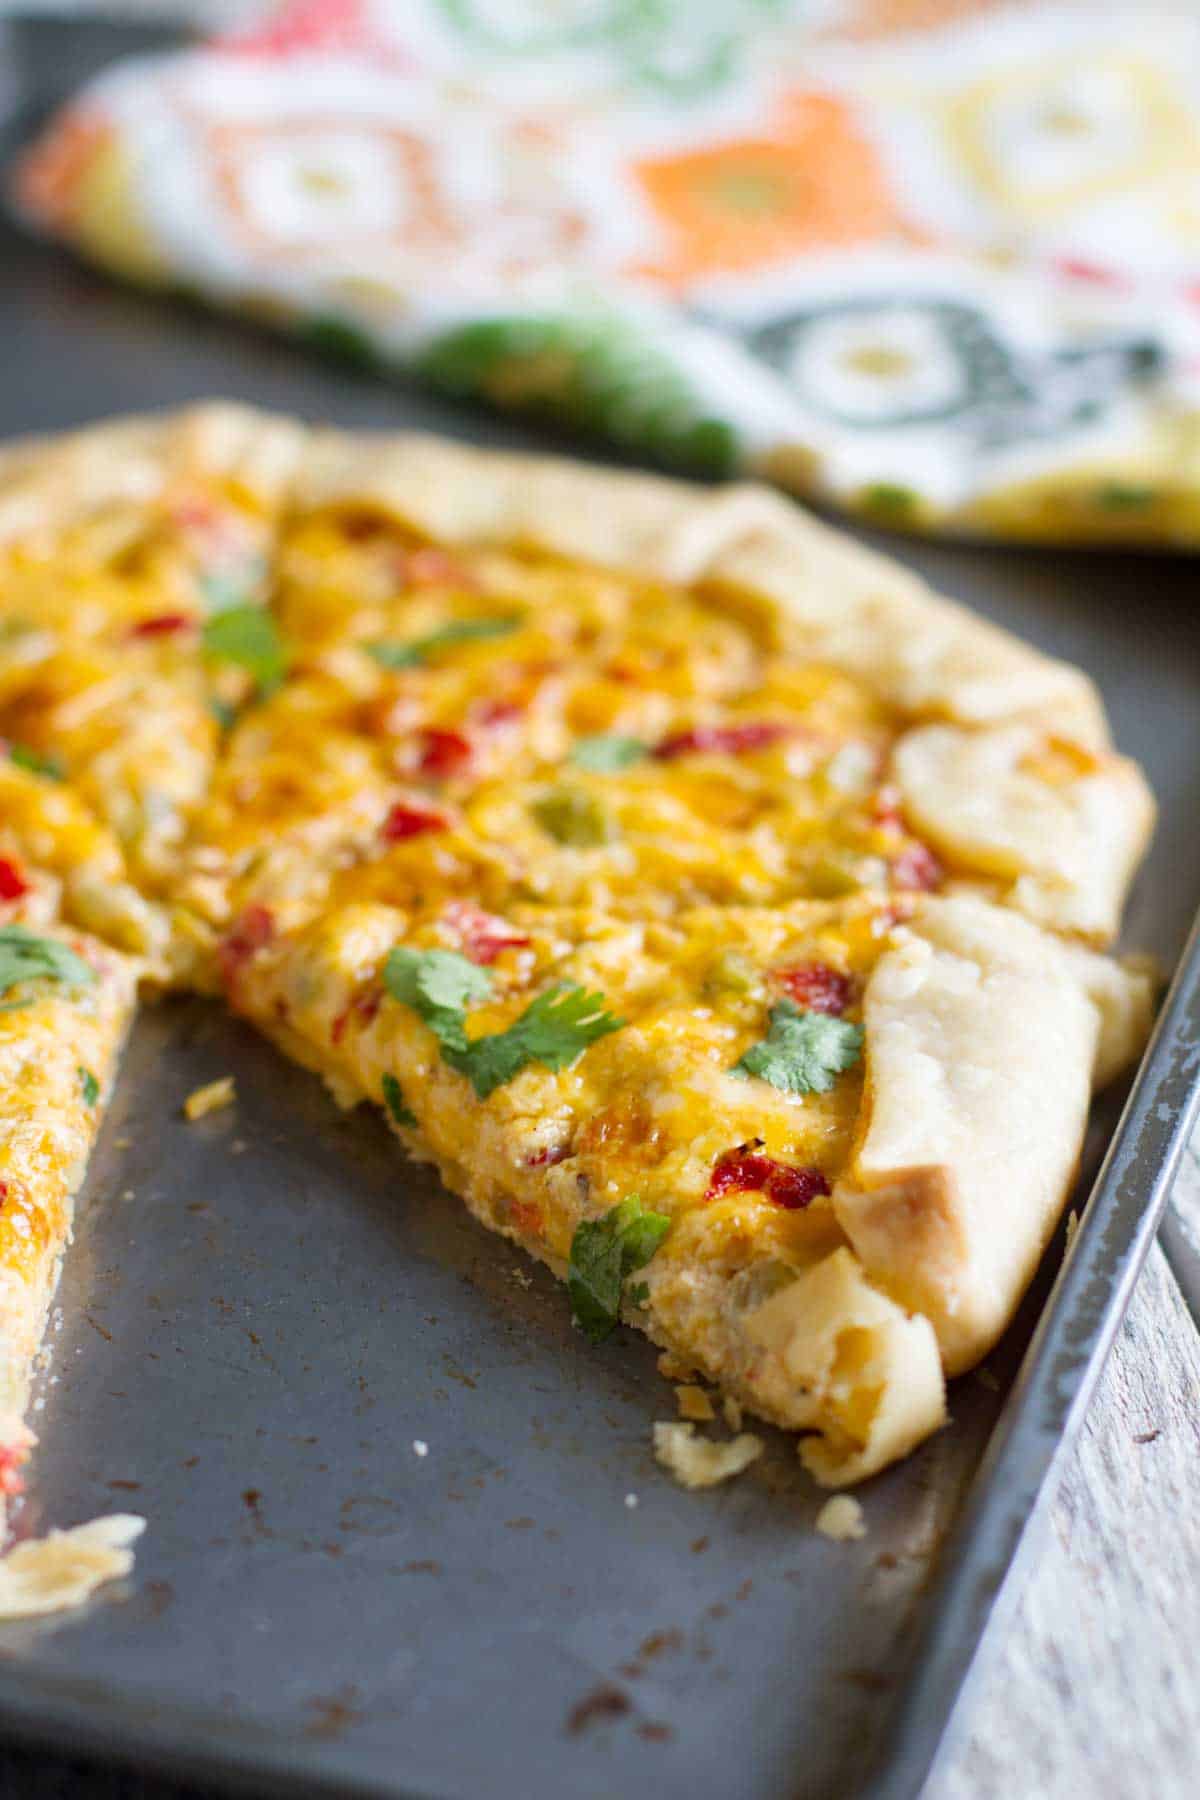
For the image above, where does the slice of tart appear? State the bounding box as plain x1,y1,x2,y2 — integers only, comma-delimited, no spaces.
0,919,140,1505
219,888,1151,1484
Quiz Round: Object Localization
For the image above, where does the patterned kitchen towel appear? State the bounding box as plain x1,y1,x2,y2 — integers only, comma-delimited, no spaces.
12,0,1200,546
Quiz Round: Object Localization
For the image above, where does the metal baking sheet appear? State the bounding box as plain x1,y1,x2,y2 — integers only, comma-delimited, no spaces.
1,27,1199,1798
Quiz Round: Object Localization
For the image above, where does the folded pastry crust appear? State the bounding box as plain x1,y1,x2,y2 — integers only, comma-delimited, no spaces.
834,896,1152,1378
0,401,306,552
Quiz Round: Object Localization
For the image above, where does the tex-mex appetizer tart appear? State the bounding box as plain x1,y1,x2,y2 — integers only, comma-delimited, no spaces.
0,404,1155,1597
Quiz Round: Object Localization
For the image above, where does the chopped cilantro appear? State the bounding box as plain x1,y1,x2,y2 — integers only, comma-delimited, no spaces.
0,925,96,1002
383,946,493,1052
383,946,622,1099
79,1067,100,1107
531,785,612,847
202,606,287,696
734,999,863,1095
570,734,646,773
443,983,624,1100
368,616,519,670
381,1073,417,1130
8,743,64,781
209,697,239,732
568,1195,670,1344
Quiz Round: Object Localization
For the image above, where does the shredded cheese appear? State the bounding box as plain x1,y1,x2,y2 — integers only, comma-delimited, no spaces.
183,1076,236,1121
652,1421,763,1490
0,1514,144,1618
815,1495,866,1542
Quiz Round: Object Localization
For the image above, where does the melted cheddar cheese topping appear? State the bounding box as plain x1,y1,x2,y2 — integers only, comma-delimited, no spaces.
228,892,898,1275
0,482,273,896
179,514,942,945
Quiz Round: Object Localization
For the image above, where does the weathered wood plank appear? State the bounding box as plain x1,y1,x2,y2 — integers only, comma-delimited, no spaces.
930,1138,1200,1800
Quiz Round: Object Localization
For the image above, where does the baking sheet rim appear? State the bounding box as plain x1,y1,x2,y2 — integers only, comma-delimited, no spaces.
862,900,1200,1799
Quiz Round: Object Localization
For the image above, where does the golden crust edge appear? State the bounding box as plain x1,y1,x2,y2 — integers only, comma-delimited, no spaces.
0,400,310,547
835,895,1155,1376
289,423,1112,741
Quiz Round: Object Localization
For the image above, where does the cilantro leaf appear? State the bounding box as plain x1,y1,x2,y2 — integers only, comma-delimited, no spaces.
0,925,96,1002
383,948,622,1100
381,1072,417,1130
734,999,863,1095
568,1195,670,1344
383,946,493,1051
368,616,519,670
203,606,287,695
443,983,624,1100
8,743,64,781
569,734,646,773
79,1066,100,1107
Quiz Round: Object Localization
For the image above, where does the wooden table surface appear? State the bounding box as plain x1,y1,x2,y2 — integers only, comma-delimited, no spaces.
932,1143,1200,1800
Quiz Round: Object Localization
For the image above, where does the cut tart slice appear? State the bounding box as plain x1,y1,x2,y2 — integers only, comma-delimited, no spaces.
219,889,1151,1484
0,918,140,1504
0,910,146,1614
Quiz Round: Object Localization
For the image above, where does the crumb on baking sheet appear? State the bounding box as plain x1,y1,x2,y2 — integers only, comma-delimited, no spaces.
675,1384,714,1423
815,1495,866,1541
412,1439,428,1458
0,1515,145,1619
656,1350,696,1382
183,1076,236,1122
652,1421,763,1490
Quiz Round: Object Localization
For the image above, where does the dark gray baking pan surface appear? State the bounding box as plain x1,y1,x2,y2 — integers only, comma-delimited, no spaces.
1,44,1199,1797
